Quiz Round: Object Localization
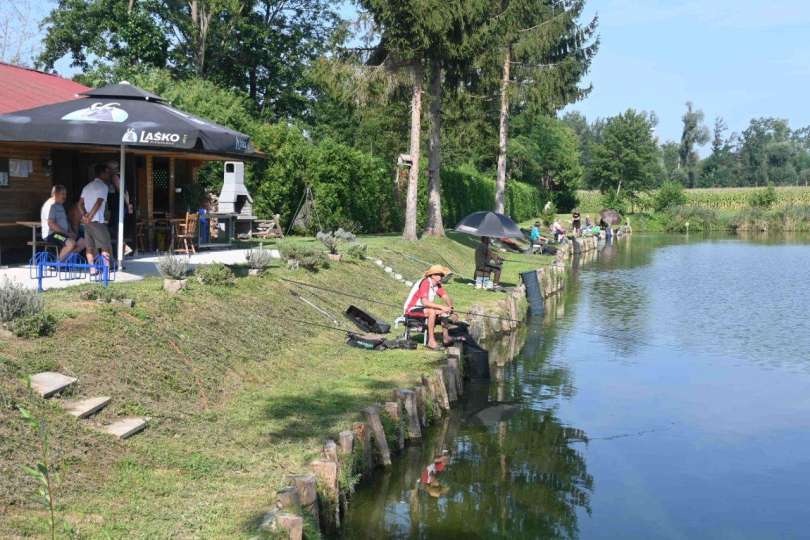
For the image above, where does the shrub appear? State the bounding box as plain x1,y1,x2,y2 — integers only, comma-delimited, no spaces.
750,184,778,209
654,181,688,212
246,246,275,271
80,288,125,303
346,243,367,260
663,206,722,232
540,201,557,226
0,278,43,323
316,228,356,254
278,242,329,272
11,312,57,338
156,254,190,280
195,263,235,286
600,191,630,215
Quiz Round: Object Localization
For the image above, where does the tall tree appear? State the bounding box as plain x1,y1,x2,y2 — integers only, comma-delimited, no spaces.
359,0,474,240
678,101,710,188
39,0,337,118
510,113,583,210
480,0,598,213
591,109,659,206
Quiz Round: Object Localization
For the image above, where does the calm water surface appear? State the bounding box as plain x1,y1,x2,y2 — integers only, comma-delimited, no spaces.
341,234,810,540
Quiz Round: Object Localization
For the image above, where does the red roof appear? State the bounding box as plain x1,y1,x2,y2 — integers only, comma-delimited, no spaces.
0,62,89,114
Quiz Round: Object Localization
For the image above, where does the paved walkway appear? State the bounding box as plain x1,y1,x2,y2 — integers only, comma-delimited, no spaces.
0,248,280,290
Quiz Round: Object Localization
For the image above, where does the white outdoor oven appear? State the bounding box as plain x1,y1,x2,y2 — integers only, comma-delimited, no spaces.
218,161,256,237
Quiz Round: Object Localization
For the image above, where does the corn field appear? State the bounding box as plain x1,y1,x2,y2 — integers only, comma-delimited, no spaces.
575,187,810,213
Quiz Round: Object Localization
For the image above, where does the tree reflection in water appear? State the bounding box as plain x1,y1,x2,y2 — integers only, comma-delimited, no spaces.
341,296,593,540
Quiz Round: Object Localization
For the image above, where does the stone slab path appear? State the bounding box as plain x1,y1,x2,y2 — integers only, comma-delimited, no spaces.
103,417,148,439
30,372,77,398
61,396,111,419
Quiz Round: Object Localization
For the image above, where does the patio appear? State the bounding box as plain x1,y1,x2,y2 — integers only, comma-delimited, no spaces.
1,247,280,290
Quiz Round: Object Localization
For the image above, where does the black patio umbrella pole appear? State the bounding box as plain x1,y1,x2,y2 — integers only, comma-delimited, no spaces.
117,142,126,267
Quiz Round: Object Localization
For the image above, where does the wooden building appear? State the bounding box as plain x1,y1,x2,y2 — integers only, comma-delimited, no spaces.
0,71,259,261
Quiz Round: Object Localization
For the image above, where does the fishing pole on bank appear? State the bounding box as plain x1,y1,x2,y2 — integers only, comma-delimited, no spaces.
279,277,525,324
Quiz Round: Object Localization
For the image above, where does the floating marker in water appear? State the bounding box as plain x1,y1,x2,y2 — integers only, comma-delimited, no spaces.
394,273,403,280
404,281,414,287
384,266,393,273
375,259,384,266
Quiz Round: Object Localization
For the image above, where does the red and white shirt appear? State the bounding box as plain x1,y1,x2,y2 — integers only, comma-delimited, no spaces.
403,278,447,316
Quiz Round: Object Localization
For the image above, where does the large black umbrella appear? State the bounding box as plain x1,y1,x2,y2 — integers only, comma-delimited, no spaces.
0,82,259,157
600,209,623,226
456,211,525,239
0,82,260,264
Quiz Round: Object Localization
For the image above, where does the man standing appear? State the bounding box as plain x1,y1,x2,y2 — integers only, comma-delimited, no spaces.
79,163,113,269
41,185,85,261
403,265,454,350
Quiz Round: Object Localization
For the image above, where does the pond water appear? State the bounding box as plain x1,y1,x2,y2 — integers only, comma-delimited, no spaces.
340,234,810,540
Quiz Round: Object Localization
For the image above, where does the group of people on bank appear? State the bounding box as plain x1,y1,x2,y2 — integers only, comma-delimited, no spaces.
40,161,131,268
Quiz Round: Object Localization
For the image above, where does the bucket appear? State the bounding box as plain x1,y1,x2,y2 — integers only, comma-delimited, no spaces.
521,270,544,316
464,342,491,380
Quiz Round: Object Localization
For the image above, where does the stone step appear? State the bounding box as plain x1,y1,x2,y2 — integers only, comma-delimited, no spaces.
29,372,77,398
61,396,111,419
103,417,148,439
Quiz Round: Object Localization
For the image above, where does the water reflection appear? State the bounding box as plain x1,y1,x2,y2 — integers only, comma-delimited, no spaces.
342,292,593,539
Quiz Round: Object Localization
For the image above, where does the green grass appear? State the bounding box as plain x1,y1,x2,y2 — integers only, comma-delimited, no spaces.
0,233,551,539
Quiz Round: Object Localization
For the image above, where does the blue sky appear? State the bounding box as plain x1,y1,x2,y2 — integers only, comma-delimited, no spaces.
569,0,810,148
15,0,810,150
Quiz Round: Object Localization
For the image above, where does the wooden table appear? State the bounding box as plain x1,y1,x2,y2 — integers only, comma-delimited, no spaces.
17,221,43,262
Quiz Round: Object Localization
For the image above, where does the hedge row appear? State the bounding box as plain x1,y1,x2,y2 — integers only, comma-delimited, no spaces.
249,124,544,234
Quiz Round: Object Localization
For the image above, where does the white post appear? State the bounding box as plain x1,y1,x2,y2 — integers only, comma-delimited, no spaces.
117,144,126,267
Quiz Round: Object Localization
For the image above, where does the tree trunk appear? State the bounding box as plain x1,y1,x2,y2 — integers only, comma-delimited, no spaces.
403,62,424,241
424,59,444,237
495,47,511,214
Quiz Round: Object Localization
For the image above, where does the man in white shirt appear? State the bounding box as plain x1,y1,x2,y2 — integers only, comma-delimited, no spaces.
79,163,113,268
41,184,85,261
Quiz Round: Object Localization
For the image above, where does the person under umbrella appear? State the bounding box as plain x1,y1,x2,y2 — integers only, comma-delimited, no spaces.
475,237,502,286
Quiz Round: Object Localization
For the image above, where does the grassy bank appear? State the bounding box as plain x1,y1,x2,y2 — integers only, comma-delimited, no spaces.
1,233,549,539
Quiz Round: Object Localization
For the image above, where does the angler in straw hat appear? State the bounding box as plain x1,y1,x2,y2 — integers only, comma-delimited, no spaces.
403,265,455,350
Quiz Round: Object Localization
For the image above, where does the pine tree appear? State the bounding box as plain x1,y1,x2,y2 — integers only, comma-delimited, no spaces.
479,0,598,213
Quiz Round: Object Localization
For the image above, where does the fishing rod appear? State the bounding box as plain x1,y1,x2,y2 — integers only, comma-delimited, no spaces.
282,314,356,335
279,277,524,324
383,247,432,267
288,289,341,326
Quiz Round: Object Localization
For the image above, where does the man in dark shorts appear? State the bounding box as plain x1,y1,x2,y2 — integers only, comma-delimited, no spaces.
475,236,502,285
79,164,113,269
40,185,85,260
572,210,581,236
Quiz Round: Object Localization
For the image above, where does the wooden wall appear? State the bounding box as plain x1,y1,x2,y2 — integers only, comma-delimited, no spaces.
0,144,52,240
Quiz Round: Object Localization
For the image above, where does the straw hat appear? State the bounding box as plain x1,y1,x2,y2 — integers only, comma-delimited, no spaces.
424,265,450,278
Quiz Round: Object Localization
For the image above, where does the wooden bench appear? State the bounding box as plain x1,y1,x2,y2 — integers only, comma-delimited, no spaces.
253,214,284,239
27,240,61,259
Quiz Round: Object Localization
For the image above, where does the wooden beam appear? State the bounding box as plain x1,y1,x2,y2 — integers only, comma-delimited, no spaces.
169,157,176,217
146,155,154,248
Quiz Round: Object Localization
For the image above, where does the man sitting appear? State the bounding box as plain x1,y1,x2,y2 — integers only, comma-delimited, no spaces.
41,185,85,261
403,265,454,350
475,236,502,285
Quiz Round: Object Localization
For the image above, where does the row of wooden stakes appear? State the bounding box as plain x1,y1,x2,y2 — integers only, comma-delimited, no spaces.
258,345,467,539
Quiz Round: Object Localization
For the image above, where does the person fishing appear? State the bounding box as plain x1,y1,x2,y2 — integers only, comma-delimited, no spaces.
475,236,502,286
403,265,454,350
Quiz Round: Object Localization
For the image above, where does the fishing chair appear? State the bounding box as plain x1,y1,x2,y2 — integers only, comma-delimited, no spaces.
396,315,429,345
